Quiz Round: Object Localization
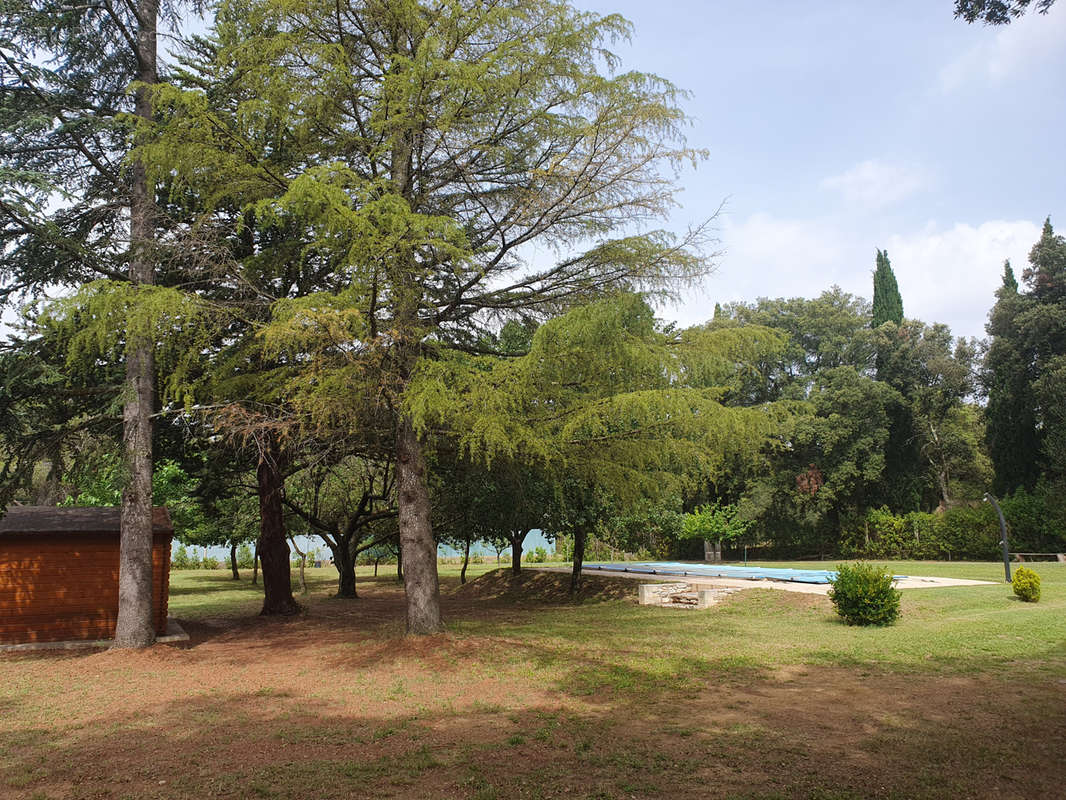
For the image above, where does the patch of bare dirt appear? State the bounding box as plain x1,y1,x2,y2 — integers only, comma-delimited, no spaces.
452,567,643,603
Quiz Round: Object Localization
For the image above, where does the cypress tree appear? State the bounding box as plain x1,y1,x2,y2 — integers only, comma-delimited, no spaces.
1023,217,1066,303
870,249,919,510
983,260,1042,494
871,249,904,327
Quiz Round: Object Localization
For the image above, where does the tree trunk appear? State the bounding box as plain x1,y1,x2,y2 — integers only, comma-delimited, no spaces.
510,530,525,576
570,527,587,595
333,539,358,598
460,538,471,584
396,543,403,582
113,0,159,650
252,540,259,585
395,418,443,634
230,543,239,580
257,436,299,615
936,466,952,510
288,535,308,595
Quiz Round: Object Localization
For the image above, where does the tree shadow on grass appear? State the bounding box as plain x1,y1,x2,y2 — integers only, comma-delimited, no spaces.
167,574,263,595
3,665,1065,800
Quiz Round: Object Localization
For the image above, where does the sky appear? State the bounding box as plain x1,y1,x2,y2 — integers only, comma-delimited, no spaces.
575,0,1066,341
5,3,1062,344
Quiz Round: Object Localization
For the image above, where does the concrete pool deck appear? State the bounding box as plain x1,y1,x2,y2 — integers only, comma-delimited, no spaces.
536,566,999,595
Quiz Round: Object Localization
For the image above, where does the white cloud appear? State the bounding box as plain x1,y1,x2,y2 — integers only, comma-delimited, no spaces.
665,213,1041,342
821,160,932,210
885,219,1041,340
938,9,1066,92
666,212,852,327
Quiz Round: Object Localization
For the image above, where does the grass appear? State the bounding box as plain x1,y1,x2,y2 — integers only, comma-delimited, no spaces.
2,558,1064,799
445,559,1066,677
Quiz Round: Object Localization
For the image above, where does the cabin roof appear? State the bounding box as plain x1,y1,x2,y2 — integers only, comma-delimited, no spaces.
0,506,173,536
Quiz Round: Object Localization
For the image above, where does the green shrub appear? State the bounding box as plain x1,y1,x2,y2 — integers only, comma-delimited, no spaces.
236,543,255,569
172,544,198,570
1012,566,1041,603
828,562,901,626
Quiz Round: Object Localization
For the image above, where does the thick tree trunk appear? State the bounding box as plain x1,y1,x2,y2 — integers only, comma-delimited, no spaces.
396,543,403,582
115,338,155,648
460,538,470,584
570,527,587,595
510,530,525,576
257,436,299,615
333,539,358,598
230,543,239,580
396,418,443,634
114,0,159,650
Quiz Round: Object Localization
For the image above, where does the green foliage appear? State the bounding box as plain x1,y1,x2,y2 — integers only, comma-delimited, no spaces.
172,544,198,570
525,547,549,563
39,281,220,405
595,498,684,559
838,489,1066,561
680,502,751,544
872,250,904,327
0,0,157,296
984,222,1066,506
1012,566,1041,602
236,543,255,569
955,1,1056,25
828,562,902,626
718,288,874,402
408,293,788,501
62,454,207,539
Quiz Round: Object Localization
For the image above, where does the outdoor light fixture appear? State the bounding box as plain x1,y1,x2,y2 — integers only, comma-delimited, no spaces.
983,493,1012,583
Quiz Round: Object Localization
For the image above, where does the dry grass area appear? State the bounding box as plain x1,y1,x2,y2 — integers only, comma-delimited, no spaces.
1,564,1065,799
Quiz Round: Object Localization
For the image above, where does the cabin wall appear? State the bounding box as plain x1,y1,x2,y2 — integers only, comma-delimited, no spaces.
0,533,172,644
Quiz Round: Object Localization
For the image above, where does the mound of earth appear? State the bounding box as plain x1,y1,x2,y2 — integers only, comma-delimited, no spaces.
452,567,640,604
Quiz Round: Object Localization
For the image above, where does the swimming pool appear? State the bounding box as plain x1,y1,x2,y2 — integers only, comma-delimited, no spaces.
583,561,905,585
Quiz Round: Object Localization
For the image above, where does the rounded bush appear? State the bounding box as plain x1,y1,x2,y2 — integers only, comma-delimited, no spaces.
828,562,901,626
1012,566,1041,603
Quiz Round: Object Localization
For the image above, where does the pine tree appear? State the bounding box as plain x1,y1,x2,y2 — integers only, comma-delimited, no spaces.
1,0,167,647
871,250,904,328
143,0,720,634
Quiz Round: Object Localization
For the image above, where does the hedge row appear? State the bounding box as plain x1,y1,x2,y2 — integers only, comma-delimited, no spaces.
839,490,1065,560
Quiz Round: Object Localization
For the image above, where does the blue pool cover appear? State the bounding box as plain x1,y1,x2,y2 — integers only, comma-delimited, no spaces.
583,562,906,585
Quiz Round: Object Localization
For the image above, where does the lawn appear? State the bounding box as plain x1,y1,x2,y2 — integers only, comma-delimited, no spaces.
1,560,1064,799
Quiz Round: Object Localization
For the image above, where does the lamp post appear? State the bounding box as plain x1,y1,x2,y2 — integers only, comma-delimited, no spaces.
983,493,1011,583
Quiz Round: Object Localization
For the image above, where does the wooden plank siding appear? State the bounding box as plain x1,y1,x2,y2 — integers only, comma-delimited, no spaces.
0,508,173,644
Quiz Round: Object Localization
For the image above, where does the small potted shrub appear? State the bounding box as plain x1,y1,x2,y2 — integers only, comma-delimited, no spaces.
1012,566,1041,603
828,562,901,626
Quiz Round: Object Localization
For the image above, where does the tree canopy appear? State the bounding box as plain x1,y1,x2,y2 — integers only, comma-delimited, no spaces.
954,0,1057,24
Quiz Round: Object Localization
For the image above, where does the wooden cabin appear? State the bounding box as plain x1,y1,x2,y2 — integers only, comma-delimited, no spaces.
0,506,173,644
